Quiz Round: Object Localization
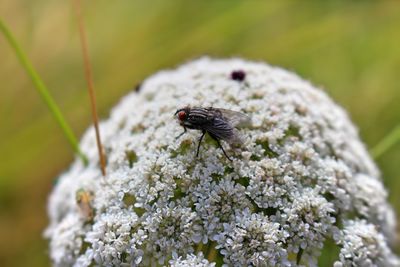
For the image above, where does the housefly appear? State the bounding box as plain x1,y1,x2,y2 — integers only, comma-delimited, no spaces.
174,107,251,161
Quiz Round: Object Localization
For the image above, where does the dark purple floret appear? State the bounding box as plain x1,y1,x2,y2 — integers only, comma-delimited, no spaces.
231,70,246,82
134,82,142,92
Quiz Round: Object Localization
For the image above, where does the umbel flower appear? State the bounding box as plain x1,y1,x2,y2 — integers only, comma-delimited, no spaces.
46,58,399,266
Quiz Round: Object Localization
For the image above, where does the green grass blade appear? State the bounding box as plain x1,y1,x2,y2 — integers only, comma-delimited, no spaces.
0,18,88,165
370,125,400,159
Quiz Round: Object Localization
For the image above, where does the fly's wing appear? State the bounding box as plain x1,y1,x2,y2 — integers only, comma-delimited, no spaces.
216,108,251,128
204,117,243,146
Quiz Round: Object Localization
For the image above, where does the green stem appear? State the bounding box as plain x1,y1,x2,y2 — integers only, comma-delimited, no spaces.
0,18,88,165
370,125,400,159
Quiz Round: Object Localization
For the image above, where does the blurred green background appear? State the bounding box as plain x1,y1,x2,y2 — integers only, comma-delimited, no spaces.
1,1,399,266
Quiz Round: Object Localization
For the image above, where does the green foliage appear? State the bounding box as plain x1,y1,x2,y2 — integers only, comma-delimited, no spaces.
0,18,88,165
371,125,400,159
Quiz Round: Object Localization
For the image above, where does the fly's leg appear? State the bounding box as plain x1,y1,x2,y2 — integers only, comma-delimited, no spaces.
209,133,232,161
216,139,232,161
196,130,206,157
176,127,187,139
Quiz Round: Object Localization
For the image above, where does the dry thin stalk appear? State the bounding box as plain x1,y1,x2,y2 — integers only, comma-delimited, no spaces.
73,0,107,176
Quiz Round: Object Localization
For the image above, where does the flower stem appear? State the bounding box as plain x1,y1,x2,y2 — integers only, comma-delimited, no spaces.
370,125,400,159
0,18,88,165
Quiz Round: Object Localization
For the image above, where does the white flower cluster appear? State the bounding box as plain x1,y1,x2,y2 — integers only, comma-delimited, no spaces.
334,220,399,267
169,253,215,267
46,58,399,266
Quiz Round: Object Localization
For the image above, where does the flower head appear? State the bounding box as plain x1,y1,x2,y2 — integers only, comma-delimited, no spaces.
46,58,398,266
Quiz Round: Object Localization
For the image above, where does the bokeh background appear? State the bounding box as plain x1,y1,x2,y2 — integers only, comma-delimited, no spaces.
1,1,399,266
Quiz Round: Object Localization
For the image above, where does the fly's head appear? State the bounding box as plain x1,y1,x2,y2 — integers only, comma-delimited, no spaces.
175,107,190,126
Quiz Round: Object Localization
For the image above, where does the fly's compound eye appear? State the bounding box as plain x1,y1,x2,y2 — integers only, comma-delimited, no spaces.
178,111,186,121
